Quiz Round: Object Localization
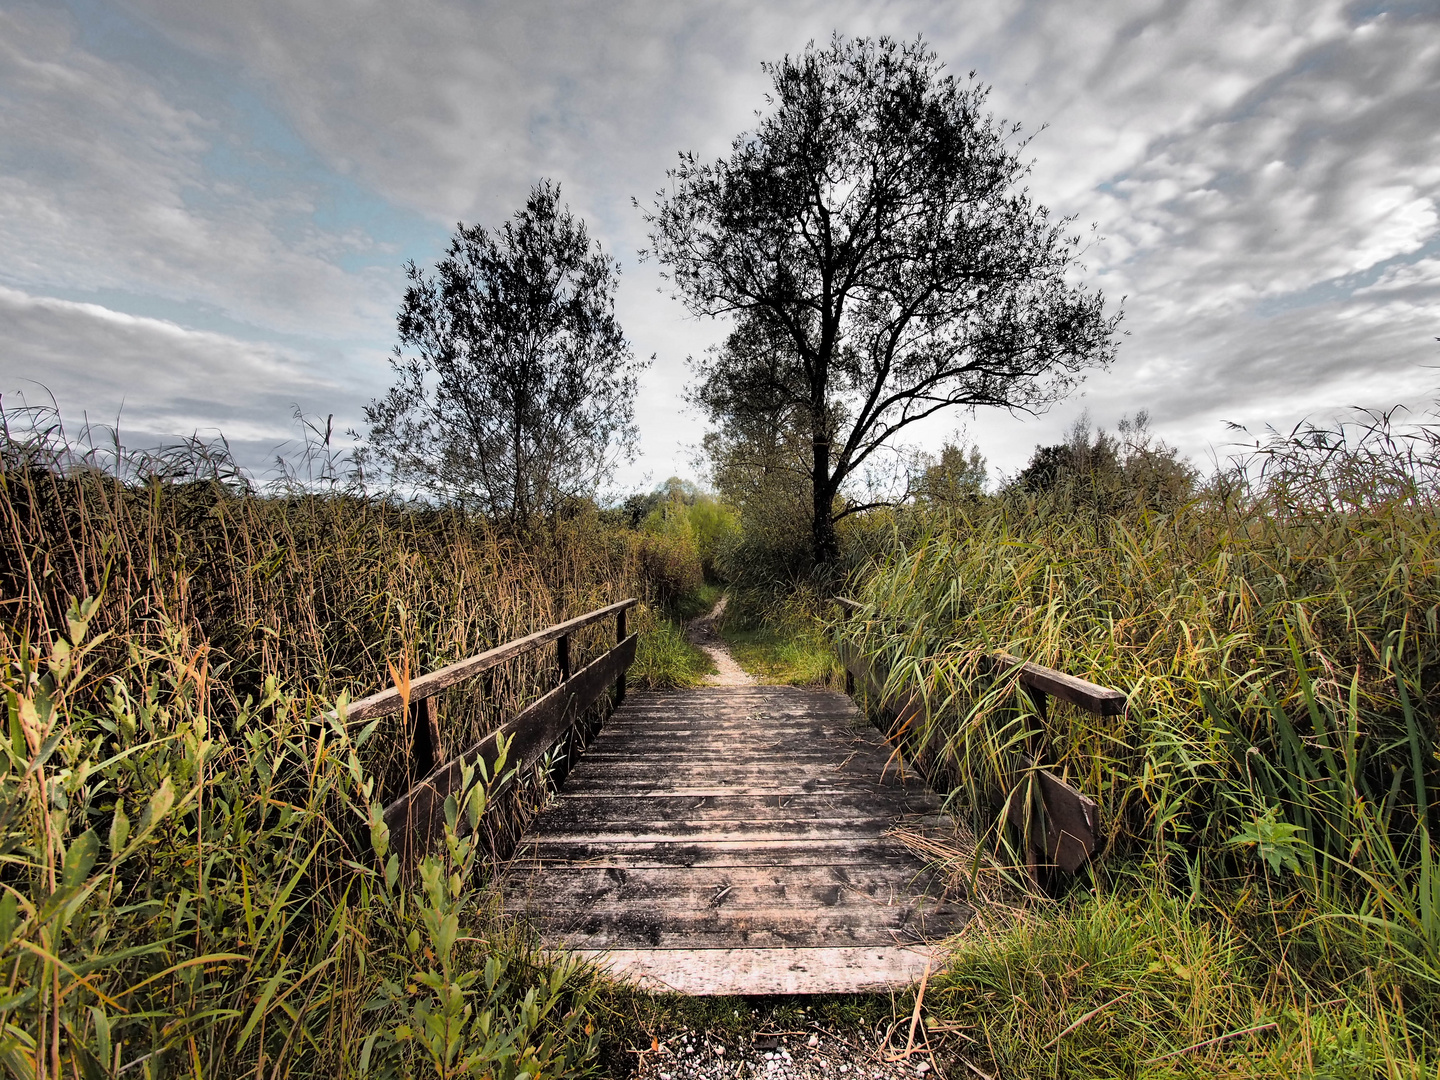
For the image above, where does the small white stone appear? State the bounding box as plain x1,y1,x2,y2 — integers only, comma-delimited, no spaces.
660,1074,672,1080
808,1035,819,1048
915,1064,931,1075
715,1046,726,1057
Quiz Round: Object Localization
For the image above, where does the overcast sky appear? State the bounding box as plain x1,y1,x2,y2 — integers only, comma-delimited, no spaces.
3,0,1438,491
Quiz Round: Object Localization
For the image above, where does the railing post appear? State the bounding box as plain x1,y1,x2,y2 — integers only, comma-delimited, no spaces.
614,606,627,704
557,633,571,687
839,601,856,696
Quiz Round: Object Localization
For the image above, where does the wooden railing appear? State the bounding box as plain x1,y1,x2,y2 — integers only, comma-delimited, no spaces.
347,598,638,865
833,596,1126,877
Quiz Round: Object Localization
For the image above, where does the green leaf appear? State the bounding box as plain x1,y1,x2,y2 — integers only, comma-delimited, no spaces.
108,803,130,858
61,830,99,891
88,1004,112,1068
118,776,175,858
0,892,16,951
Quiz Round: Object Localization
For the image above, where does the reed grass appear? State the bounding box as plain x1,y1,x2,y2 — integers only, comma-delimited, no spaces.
0,404,712,1078
838,406,1440,1074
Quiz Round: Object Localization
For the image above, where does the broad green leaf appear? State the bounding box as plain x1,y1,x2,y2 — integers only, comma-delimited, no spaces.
61,830,99,891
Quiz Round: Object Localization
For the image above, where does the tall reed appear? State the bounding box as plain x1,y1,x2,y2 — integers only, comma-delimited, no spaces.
0,404,683,1077
840,407,1440,992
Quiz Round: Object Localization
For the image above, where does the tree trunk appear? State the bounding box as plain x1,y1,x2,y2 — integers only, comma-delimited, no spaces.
811,435,839,566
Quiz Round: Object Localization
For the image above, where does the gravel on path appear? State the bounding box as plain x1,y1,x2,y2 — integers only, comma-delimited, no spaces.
686,596,756,687
629,1027,954,1080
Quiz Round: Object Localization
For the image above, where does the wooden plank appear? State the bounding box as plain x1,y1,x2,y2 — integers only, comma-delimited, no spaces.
523,817,951,844
546,909,961,950
560,760,917,780
991,653,1127,716
513,838,929,869
576,751,903,767
504,863,951,909
576,946,941,995
382,634,636,865
560,780,929,798
344,598,637,722
534,793,943,827
587,726,877,743
1005,758,1100,874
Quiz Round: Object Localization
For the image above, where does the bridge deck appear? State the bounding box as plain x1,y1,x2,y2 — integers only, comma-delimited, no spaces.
503,685,968,994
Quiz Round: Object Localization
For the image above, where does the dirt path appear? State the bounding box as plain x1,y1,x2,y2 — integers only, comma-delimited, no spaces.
684,595,756,686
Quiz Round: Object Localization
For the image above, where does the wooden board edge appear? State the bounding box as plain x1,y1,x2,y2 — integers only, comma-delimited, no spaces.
570,945,947,995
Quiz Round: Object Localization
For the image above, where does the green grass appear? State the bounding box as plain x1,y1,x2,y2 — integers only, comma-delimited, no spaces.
630,605,717,688
924,885,1431,1078
720,624,841,687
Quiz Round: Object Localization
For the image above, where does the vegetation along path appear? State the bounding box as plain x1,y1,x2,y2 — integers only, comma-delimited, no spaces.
503,683,966,994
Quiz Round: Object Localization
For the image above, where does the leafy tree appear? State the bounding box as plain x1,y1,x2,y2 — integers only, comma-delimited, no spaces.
366,180,645,530
916,439,988,505
645,35,1120,566
1008,411,1197,512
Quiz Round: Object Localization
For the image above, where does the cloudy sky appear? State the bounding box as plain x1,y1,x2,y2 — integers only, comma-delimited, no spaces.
3,0,1438,490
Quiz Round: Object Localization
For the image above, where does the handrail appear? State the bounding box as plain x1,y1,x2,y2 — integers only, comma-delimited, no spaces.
343,598,638,722
354,597,639,867
832,596,1126,716
831,594,1122,875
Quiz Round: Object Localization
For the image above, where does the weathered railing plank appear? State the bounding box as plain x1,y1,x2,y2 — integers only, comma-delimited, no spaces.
1007,755,1100,874
384,633,638,865
343,598,637,723
990,653,1126,715
833,597,1121,875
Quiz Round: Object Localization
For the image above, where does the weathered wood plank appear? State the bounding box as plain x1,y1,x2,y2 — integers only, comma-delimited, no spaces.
991,653,1127,716
524,817,951,844
559,780,929,798
576,749,902,766
533,792,942,827
505,863,951,910
577,946,941,995
550,909,959,950
345,598,636,722
1005,757,1101,874
513,838,928,869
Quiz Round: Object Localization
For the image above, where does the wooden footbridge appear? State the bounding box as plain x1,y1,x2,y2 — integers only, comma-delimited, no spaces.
347,598,1122,995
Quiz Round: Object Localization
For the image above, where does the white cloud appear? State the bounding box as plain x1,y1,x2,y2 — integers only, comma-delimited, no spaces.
0,4,400,339
0,0,1435,483
0,284,361,455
